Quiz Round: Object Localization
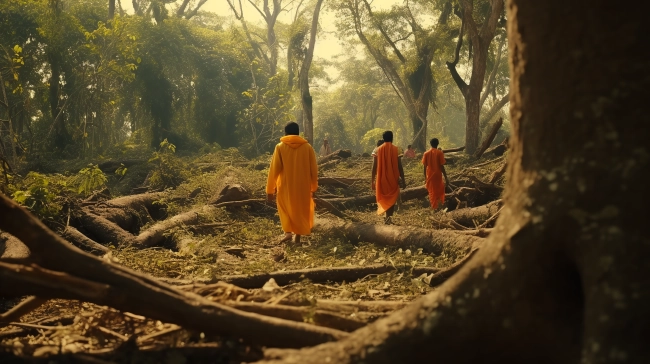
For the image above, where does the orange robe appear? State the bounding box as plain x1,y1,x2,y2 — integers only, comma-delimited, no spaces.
375,142,400,215
422,148,446,208
266,135,318,235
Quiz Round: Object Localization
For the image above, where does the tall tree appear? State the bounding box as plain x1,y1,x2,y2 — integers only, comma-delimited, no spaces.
446,0,504,155
299,0,324,144
335,0,452,151
256,0,650,361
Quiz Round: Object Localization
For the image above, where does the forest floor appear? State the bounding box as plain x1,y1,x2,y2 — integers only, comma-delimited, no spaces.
0,146,506,363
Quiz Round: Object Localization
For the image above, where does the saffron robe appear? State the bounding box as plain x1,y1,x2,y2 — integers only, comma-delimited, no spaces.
422,148,446,208
266,135,318,235
375,142,400,215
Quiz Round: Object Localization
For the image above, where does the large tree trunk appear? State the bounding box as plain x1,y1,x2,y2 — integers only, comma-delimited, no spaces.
256,0,650,362
299,0,324,144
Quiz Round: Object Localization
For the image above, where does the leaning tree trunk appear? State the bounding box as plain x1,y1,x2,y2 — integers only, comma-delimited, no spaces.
257,1,650,363
299,0,324,144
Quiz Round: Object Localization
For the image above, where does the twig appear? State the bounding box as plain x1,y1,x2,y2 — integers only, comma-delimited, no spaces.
97,326,130,341
137,325,182,343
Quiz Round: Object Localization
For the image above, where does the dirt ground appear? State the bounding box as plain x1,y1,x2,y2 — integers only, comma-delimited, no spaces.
0,148,505,363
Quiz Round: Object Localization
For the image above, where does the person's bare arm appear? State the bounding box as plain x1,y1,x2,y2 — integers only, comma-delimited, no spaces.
441,165,452,191
398,157,406,188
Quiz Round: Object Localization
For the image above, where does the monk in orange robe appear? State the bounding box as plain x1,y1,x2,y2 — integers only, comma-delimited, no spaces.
372,131,406,224
422,138,450,209
266,122,318,243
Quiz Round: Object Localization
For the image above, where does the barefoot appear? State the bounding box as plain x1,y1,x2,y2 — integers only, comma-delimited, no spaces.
279,233,292,243
293,235,301,244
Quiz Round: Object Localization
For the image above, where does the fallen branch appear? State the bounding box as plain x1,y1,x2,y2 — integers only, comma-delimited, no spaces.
75,209,133,245
484,138,508,157
0,296,47,325
134,205,219,247
0,193,348,348
488,161,507,184
318,149,352,165
442,146,465,153
445,200,503,228
321,186,429,210
314,218,483,254
61,226,111,256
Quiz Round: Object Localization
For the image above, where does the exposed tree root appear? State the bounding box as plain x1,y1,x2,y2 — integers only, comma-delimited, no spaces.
313,218,483,254
216,265,401,288
61,226,111,256
74,209,133,246
223,301,366,332
445,200,502,228
0,194,349,348
426,249,478,287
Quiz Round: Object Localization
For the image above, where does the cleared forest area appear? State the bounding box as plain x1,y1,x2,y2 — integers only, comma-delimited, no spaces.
1,145,505,361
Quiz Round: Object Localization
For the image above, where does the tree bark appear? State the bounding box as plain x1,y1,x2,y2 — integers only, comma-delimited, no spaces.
445,199,502,228
447,0,504,155
474,117,503,159
108,0,116,19
313,218,482,254
0,194,348,349
61,226,110,256
254,0,650,362
299,0,324,144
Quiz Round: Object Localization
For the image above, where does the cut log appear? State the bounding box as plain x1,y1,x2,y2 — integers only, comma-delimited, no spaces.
318,149,352,165
445,200,503,228
474,118,503,159
318,159,341,171
88,206,149,233
61,227,110,256
75,209,133,246
134,206,218,247
103,192,166,218
224,301,366,332
313,218,483,254
442,146,465,153
0,193,347,348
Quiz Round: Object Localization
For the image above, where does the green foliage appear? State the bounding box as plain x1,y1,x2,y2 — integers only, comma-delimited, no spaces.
11,172,63,219
148,139,188,189
360,128,385,153
72,164,107,196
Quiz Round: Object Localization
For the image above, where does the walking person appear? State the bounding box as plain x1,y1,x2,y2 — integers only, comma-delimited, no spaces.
266,122,318,244
422,138,450,209
371,131,406,224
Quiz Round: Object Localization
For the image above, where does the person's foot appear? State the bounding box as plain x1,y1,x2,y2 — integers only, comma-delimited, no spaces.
293,235,301,244
384,216,393,225
279,233,292,243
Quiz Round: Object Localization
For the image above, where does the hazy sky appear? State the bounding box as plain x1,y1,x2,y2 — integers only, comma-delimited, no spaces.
122,0,400,63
